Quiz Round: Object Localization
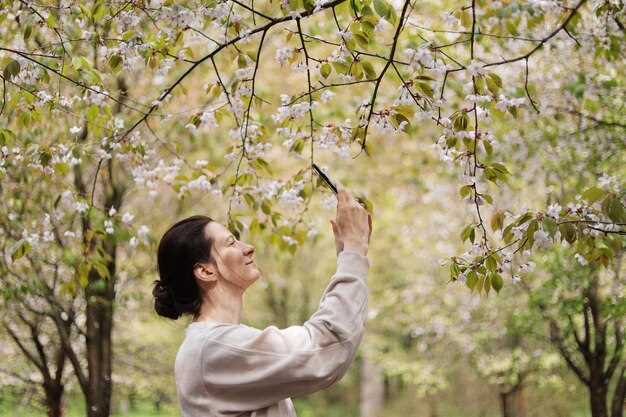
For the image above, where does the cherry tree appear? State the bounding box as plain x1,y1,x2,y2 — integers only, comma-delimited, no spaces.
0,0,624,416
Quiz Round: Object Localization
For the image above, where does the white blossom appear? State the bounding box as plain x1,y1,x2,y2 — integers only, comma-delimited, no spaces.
546,203,561,219
533,229,551,249
122,212,134,224
74,201,89,213
467,60,486,76
137,225,150,241
320,90,335,103
574,253,588,266
275,47,294,65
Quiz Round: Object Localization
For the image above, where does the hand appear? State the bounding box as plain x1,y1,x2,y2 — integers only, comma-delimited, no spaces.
330,187,372,256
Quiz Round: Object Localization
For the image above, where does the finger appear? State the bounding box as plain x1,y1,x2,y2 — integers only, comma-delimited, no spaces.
337,187,351,204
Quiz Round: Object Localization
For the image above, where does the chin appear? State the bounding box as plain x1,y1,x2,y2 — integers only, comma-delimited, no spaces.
246,265,262,281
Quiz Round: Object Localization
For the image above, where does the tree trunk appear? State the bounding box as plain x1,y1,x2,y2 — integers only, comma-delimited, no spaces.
85,235,118,417
589,377,609,417
44,384,64,417
360,354,384,417
610,368,625,417
500,384,525,417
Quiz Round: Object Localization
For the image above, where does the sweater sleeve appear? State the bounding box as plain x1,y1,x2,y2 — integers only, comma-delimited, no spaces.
201,250,369,413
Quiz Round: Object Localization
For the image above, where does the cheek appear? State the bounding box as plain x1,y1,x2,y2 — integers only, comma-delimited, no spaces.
224,248,244,265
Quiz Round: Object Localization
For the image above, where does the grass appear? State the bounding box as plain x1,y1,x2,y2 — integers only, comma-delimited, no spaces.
0,393,180,417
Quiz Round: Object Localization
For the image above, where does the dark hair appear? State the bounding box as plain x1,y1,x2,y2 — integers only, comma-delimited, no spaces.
153,215,214,320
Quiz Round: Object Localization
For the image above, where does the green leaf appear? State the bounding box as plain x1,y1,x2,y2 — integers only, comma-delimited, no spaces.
3,60,21,79
24,25,33,41
459,185,473,199
11,241,31,262
453,112,469,131
391,112,410,129
353,33,370,49
485,255,497,272
475,76,486,95
582,187,606,203
47,12,59,28
237,54,247,69
39,150,52,166
320,63,332,78
93,262,110,280
486,73,501,95
261,200,272,215
490,211,504,231
483,275,491,294
244,193,256,208
461,224,474,242
491,272,503,293
350,0,363,14
417,82,434,98
602,195,626,223
543,217,557,237
515,212,533,226
362,61,376,80
109,54,122,71
72,56,91,71
350,61,364,80
460,10,471,27
331,61,350,75
503,223,515,243
523,220,539,250
373,0,392,20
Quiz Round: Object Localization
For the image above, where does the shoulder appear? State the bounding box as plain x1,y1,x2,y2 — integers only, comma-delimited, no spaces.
190,322,314,356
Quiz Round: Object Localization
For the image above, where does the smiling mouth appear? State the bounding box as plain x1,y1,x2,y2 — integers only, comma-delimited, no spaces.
245,260,255,265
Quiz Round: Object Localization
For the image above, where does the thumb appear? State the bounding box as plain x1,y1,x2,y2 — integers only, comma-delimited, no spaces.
330,219,337,235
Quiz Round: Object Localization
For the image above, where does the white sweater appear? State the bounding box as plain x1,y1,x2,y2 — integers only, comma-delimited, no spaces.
174,250,370,417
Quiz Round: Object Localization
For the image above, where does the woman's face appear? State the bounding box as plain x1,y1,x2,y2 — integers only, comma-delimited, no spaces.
204,222,261,289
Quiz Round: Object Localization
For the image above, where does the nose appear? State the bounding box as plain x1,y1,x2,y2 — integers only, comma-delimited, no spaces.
244,244,255,257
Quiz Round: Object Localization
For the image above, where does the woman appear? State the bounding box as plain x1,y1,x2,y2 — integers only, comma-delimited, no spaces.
153,187,372,417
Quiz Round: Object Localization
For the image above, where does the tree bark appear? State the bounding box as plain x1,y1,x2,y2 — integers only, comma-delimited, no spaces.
589,381,608,417
610,367,626,417
85,233,118,417
44,384,64,417
359,353,384,417
500,384,525,417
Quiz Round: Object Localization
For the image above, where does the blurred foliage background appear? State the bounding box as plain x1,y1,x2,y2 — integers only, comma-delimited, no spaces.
0,0,624,416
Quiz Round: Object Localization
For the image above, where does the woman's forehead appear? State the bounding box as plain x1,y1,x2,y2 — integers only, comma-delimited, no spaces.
205,222,230,242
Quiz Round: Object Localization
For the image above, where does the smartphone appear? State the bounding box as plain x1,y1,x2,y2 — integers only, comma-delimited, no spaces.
312,163,371,213
312,163,338,194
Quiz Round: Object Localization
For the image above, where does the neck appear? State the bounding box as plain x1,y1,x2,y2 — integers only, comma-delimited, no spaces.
193,280,244,325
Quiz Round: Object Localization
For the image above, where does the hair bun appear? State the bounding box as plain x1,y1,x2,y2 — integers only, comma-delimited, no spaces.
152,280,181,320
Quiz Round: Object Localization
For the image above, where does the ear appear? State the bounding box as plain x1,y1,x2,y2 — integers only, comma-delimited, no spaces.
193,262,217,284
